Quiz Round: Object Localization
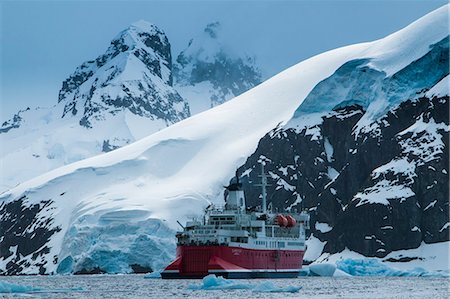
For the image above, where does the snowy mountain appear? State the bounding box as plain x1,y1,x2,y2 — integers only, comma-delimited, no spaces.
0,21,261,192
58,20,189,129
235,15,449,264
173,22,262,114
0,21,189,192
1,5,448,275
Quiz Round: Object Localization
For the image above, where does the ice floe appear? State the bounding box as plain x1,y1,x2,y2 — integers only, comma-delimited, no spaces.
0,280,39,293
0,280,84,294
337,259,450,277
252,281,302,293
188,274,302,293
144,271,162,279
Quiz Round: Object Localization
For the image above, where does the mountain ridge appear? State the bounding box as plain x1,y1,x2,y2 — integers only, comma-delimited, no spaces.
0,20,262,192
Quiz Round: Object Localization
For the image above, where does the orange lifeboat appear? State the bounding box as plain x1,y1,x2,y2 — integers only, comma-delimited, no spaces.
285,215,297,227
275,214,288,227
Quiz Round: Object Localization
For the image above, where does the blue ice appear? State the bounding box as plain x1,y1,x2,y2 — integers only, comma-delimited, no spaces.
337,259,450,277
0,280,39,293
144,271,161,279
252,281,302,293
188,275,252,290
0,280,85,294
309,263,336,277
188,274,302,293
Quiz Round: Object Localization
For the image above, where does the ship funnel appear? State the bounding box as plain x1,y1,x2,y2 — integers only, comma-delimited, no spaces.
225,170,245,211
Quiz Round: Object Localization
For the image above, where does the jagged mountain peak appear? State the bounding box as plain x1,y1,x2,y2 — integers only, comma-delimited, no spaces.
130,19,160,32
111,20,171,68
58,20,187,128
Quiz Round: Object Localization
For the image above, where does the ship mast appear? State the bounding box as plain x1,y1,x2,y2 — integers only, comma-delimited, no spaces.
259,163,268,214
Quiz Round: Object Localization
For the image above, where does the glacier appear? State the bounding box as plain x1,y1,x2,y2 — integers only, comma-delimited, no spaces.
293,36,448,136
57,215,175,274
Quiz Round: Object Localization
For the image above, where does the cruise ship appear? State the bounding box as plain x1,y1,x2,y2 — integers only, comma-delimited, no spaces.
161,165,309,279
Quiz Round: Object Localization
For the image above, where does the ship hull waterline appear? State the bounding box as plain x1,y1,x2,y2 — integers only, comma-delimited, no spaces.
161,245,305,279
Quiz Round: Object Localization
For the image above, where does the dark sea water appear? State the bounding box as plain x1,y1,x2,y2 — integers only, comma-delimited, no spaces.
0,275,449,299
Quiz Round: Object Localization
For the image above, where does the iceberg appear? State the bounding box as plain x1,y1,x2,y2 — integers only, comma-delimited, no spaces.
188,275,253,290
188,274,302,293
336,259,450,277
144,271,162,279
333,269,353,277
337,259,405,276
0,280,39,293
309,263,336,277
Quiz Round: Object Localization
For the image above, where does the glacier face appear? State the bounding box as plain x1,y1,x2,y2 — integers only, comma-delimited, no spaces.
57,214,175,274
0,5,449,275
294,36,449,134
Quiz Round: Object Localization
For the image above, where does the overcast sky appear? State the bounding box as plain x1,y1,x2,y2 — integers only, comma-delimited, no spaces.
1,0,447,119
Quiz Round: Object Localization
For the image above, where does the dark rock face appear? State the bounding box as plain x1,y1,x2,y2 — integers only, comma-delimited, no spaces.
102,140,122,152
0,196,61,275
58,22,189,128
130,263,152,274
233,39,449,259
0,108,30,134
236,95,448,259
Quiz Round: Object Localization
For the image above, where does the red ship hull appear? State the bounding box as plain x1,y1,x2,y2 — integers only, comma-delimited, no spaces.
161,245,305,279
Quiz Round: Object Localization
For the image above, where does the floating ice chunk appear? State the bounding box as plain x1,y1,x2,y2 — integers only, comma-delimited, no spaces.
0,281,39,293
188,275,252,290
144,271,161,279
333,269,352,277
188,274,302,293
336,259,450,277
309,263,336,277
337,259,402,276
252,281,302,293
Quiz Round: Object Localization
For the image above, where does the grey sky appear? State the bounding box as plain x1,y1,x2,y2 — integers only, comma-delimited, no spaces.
1,0,447,119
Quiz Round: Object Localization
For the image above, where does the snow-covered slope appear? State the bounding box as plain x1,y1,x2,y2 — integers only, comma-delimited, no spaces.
1,5,448,274
174,22,262,114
